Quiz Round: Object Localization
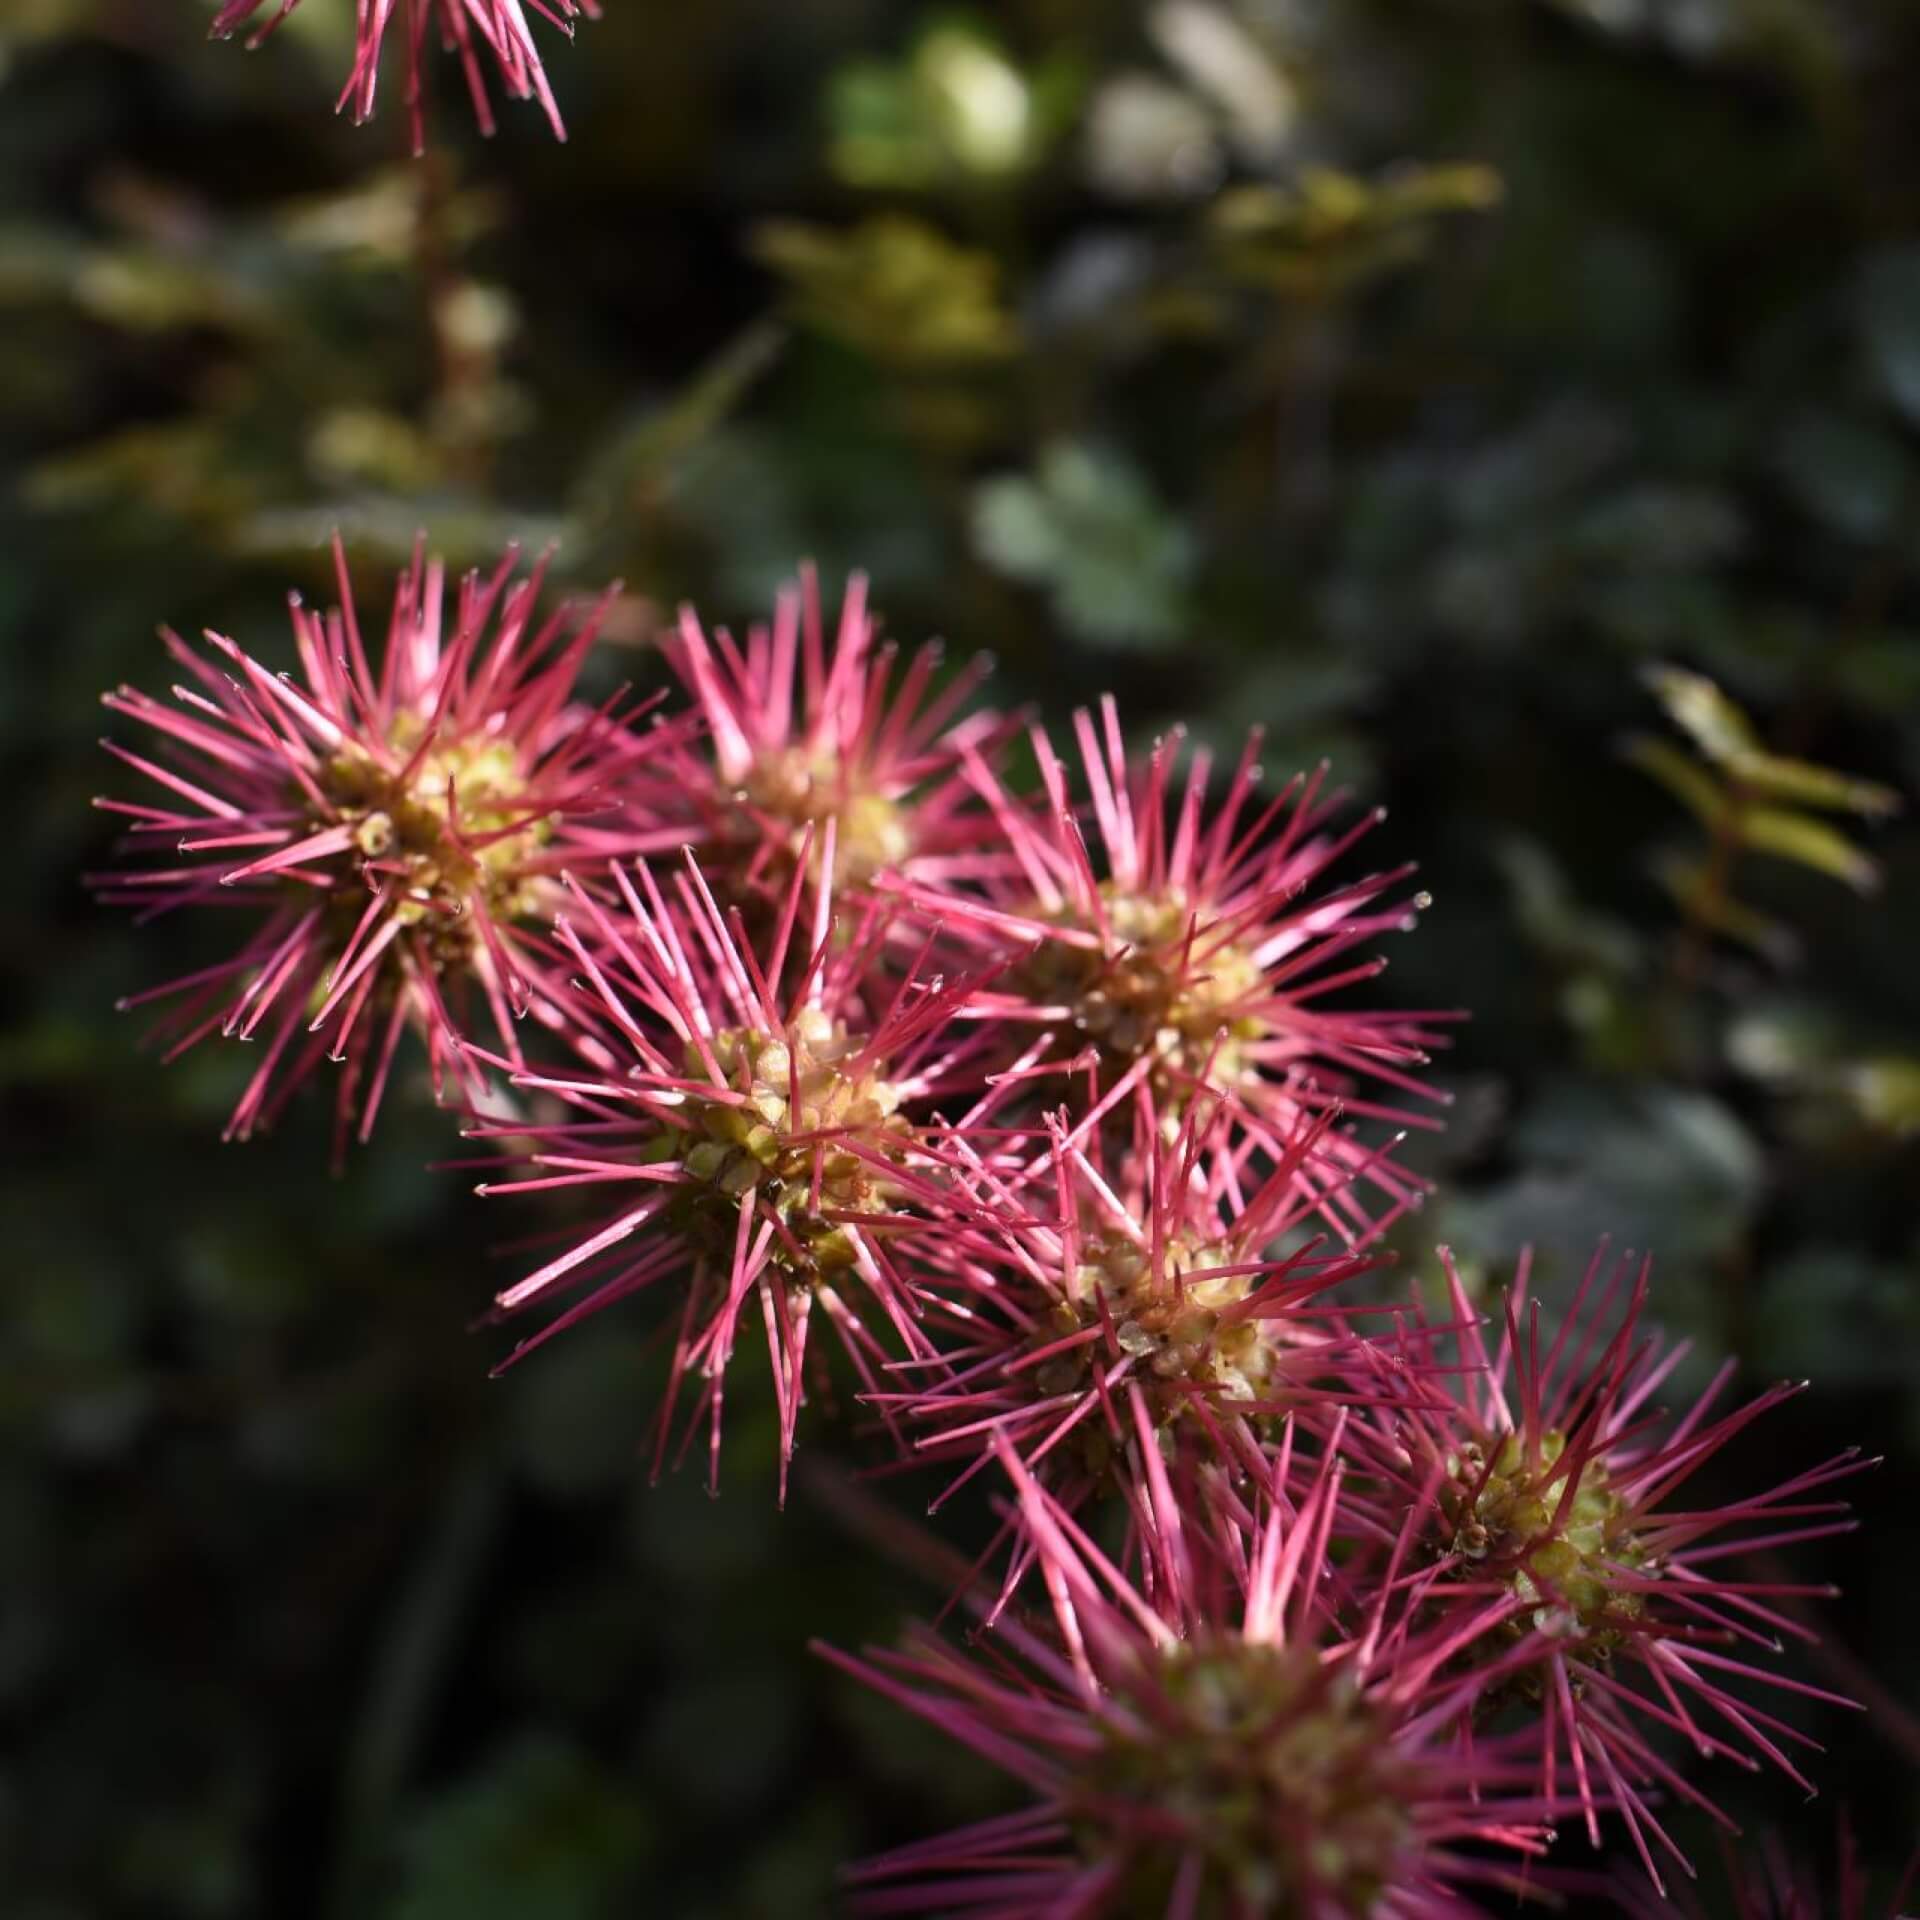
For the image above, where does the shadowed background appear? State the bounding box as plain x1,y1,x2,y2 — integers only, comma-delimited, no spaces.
2,1,1919,1913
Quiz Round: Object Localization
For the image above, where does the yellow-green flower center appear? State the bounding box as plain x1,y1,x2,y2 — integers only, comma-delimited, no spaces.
664,1010,907,1283
1030,1229,1301,1476
735,745,913,886
1441,1428,1652,1646
317,720,551,973
1038,1231,1279,1395
1015,886,1265,1106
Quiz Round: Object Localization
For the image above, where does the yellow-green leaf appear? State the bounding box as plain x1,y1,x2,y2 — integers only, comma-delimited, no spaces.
1844,1057,1920,1136
751,216,1018,365
1206,164,1501,298
1719,748,1901,819
1737,805,1882,891
1623,734,1727,825
1643,662,1901,816
1653,855,1796,963
1641,664,1759,765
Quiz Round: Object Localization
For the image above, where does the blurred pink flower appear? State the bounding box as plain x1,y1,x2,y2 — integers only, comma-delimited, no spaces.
820,1430,1583,1917
1619,1816,1919,1920
208,0,600,149
1348,1243,1872,1892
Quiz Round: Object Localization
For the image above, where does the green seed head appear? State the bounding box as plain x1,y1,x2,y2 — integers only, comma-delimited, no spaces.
666,1009,907,1284
1440,1428,1652,1649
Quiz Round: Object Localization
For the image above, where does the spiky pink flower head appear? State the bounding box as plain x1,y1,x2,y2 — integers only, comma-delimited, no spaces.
658,566,1014,945
883,1093,1412,1558
472,847,1005,1496
208,0,599,151
819,1432,1583,1918
96,538,677,1158
1348,1243,1872,1893
884,701,1451,1234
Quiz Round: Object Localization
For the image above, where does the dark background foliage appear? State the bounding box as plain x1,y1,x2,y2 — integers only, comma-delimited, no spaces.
3,1,1918,1913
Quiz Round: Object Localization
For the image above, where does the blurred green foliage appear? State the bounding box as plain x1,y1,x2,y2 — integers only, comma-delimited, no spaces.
973,439,1195,647
3,0,1919,1914
1628,662,1903,957
825,14,1079,190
